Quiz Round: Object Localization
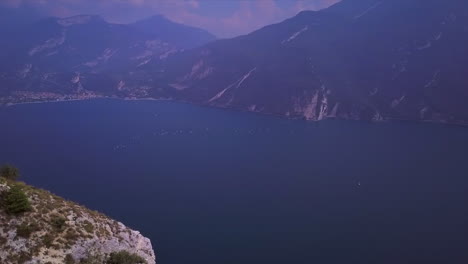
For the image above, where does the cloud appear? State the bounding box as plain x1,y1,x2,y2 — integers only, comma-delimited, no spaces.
0,0,340,37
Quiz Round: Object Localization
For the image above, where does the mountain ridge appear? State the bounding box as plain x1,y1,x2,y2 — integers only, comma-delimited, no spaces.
143,0,468,124
1,0,468,125
0,12,216,100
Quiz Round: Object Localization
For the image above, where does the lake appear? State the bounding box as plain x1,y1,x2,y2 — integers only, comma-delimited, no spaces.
1,99,468,264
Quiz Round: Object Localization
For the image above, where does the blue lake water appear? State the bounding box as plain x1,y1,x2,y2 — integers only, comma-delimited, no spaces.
1,99,468,264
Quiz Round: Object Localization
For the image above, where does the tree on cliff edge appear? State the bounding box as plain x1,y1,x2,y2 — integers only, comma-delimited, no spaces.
4,185,31,214
0,165,20,181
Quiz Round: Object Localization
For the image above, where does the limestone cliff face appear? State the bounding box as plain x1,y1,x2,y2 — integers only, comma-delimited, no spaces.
0,179,156,264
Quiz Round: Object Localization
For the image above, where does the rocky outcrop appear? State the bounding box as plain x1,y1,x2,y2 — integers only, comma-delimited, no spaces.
0,179,156,264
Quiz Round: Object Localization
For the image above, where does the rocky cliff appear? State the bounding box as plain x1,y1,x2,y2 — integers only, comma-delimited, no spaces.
0,178,156,264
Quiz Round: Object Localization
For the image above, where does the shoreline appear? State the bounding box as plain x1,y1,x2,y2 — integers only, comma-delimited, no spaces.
2,97,468,128
2,96,172,107
3,98,104,107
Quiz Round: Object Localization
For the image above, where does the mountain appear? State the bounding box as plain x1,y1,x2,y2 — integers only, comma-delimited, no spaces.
0,14,215,99
0,177,155,264
1,0,468,125
1,14,215,72
148,0,468,124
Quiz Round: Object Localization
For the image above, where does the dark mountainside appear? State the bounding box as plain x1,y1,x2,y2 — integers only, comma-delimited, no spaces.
150,0,468,124
1,0,468,124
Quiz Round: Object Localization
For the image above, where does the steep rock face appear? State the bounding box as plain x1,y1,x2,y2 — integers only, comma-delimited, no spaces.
0,179,156,264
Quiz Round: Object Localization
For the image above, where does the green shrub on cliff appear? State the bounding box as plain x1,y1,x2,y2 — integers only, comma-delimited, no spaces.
107,250,147,264
4,185,31,214
16,221,39,238
50,215,67,231
79,253,105,264
64,254,75,264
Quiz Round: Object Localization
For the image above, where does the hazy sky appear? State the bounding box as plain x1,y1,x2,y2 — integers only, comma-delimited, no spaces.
1,0,340,37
